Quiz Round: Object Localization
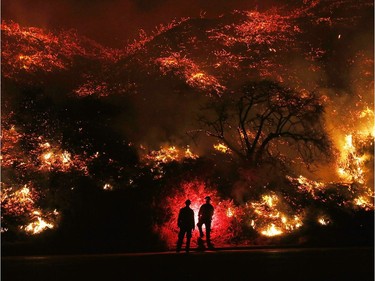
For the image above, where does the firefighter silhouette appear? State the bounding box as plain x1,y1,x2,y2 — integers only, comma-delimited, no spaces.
176,199,195,253
197,196,214,248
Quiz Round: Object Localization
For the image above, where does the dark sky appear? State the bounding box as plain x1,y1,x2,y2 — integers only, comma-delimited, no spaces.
1,0,285,48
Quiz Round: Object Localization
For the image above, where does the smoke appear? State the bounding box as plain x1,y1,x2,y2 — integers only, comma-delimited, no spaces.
2,0,284,48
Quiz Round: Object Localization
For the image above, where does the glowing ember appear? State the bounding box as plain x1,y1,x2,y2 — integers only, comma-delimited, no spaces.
213,143,231,154
226,207,234,218
103,183,113,191
293,175,326,200
156,53,226,95
74,79,111,97
125,18,189,55
1,118,93,176
1,20,118,80
1,185,36,217
37,141,89,174
318,217,330,226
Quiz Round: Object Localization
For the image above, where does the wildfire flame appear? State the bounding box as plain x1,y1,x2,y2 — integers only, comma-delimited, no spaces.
1,184,60,235
214,143,231,154
332,106,374,209
248,193,303,237
21,211,56,235
141,145,198,166
261,224,283,237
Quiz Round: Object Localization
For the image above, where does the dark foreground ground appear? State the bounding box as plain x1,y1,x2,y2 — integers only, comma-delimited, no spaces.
2,246,374,281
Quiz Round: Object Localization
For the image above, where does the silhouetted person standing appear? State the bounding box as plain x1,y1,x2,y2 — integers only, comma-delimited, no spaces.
176,199,195,253
197,196,214,248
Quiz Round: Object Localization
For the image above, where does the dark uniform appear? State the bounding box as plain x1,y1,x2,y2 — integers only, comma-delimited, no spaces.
176,199,195,253
197,196,214,245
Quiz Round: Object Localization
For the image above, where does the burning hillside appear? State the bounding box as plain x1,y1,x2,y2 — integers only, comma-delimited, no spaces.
1,20,119,81
1,0,373,252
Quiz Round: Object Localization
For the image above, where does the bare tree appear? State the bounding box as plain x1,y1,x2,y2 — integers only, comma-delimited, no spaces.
195,80,331,167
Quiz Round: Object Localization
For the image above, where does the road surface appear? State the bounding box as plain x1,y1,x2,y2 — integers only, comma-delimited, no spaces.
2,247,373,281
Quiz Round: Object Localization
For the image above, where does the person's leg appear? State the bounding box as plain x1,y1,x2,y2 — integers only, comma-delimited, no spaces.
197,220,204,238
205,221,214,248
186,230,192,253
206,221,212,242
176,229,185,252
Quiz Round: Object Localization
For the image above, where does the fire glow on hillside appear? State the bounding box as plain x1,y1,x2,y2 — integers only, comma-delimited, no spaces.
1,0,373,251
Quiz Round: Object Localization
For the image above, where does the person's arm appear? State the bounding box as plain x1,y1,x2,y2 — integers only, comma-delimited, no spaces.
191,211,195,229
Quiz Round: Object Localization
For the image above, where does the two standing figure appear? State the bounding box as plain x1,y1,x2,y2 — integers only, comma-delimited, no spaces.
177,196,214,253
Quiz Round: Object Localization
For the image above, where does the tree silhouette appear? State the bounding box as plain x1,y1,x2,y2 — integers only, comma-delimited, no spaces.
196,81,331,167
